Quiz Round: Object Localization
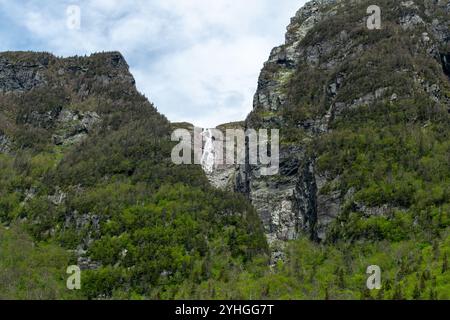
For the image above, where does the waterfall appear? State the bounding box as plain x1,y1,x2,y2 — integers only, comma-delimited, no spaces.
201,129,215,174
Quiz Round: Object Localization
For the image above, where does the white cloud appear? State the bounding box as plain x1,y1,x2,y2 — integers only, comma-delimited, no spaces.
140,36,273,126
0,0,307,127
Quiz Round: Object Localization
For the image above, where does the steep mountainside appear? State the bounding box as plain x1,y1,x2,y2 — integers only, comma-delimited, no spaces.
0,51,266,299
1,0,449,300
232,0,450,251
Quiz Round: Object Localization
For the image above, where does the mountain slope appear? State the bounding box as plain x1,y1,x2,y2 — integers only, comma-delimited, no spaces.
235,0,450,248
0,51,267,299
195,0,450,300
1,0,449,300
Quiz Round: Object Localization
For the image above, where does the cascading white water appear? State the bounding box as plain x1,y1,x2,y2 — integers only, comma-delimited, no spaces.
201,129,215,174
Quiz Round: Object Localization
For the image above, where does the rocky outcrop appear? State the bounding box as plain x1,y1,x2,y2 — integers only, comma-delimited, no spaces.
0,51,148,268
0,53,49,93
253,0,338,114
51,109,101,146
0,51,139,149
227,0,450,248
0,133,11,153
203,122,245,191
234,0,340,246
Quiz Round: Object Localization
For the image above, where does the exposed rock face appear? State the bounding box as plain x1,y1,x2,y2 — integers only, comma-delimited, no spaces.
0,51,136,149
171,122,240,191
51,110,101,146
0,133,11,153
204,122,245,191
235,0,341,246
253,0,338,115
228,0,450,247
0,54,49,93
0,51,151,266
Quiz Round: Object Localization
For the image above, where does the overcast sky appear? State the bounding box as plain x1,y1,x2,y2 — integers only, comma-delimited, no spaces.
0,0,307,127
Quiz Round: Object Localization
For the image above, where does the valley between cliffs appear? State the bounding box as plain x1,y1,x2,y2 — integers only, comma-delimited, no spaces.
1,0,449,300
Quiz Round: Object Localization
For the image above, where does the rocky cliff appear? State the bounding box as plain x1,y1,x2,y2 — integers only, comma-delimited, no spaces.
1,1,449,300
0,51,266,286
221,0,450,250
0,51,168,268
0,51,144,150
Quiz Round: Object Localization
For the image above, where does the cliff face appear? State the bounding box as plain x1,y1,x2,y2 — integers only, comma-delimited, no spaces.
203,121,245,190
0,51,267,292
1,2,449,300
231,0,450,247
235,0,339,247
0,51,169,267
0,51,148,150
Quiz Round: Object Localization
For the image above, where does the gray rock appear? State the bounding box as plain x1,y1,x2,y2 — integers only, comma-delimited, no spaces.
0,57,48,93
400,14,425,30
207,0,450,248
52,109,101,146
0,134,11,153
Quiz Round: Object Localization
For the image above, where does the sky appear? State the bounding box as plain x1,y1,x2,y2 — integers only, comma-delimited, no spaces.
0,0,307,128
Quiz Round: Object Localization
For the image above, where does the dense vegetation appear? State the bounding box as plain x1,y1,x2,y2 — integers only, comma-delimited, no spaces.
1,0,449,300
0,224,80,299
0,52,266,299
243,0,450,300
175,233,450,300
